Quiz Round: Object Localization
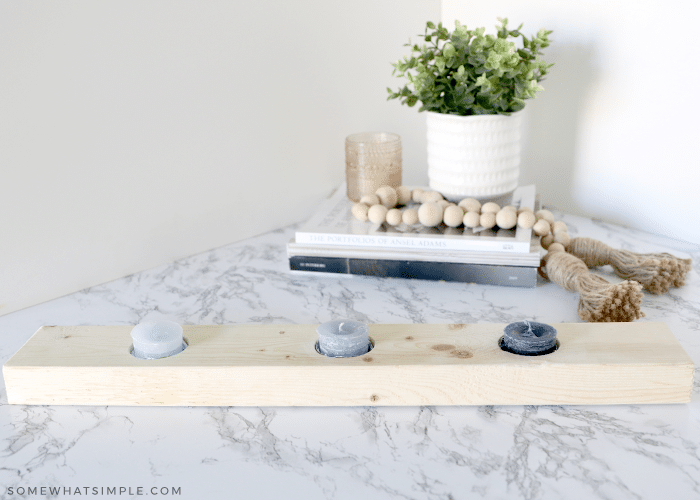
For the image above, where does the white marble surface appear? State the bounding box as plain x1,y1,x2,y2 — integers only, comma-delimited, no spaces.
1,211,699,500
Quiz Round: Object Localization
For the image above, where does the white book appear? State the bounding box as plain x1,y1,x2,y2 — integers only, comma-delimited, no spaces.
296,184,536,253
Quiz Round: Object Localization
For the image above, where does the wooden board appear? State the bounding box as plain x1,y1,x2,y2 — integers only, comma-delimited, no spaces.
3,322,694,406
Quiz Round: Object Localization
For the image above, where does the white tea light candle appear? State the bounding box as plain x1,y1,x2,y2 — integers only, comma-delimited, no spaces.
131,321,186,359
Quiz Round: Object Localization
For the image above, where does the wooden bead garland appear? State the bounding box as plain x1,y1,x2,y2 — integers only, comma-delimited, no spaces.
351,187,693,322
350,185,536,232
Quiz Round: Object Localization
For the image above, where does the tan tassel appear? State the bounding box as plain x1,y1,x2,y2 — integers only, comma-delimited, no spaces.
541,249,645,322
566,237,692,294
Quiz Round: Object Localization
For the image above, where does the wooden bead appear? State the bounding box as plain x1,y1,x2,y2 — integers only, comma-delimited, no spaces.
495,209,517,229
436,199,452,211
375,186,398,208
536,209,555,224
402,208,419,226
553,231,571,247
421,191,444,203
517,211,536,229
547,242,565,253
458,198,481,213
481,202,500,214
443,205,464,227
418,202,443,227
412,188,425,203
552,221,568,233
502,205,517,213
480,212,497,229
386,208,403,226
367,204,388,224
396,186,412,206
517,206,534,215
351,203,369,222
359,194,380,206
463,211,480,228
540,234,555,249
533,219,551,236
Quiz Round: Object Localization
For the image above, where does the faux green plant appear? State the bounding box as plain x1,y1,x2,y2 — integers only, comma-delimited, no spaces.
388,19,553,115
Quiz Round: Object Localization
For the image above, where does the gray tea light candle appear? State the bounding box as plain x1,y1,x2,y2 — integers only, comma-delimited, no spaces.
316,320,370,358
131,321,186,359
502,320,558,356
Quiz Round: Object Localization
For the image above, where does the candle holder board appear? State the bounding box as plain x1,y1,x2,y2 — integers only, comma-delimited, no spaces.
3,322,694,406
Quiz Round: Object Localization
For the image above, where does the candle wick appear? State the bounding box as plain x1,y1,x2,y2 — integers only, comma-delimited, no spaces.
522,320,535,337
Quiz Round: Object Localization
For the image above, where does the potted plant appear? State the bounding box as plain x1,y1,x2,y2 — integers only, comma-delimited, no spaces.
388,19,552,200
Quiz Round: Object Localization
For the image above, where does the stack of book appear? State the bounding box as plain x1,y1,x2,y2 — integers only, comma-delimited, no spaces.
287,184,541,287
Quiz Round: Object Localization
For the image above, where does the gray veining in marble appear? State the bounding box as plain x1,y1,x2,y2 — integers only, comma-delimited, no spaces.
1,211,699,500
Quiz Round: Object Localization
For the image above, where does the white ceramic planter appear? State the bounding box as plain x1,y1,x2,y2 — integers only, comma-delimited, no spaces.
426,111,522,201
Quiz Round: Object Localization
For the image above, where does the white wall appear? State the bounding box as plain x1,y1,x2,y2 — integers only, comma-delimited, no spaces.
443,0,700,245
0,0,440,316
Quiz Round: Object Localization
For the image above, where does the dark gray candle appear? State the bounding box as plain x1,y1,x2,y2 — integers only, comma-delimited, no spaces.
502,320,557,355
316,320,370,358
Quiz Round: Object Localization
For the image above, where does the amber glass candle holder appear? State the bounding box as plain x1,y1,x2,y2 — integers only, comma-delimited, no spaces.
345,132,402,202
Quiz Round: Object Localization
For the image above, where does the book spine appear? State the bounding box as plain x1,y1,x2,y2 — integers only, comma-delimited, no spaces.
294,232,530,253
289,256,537,288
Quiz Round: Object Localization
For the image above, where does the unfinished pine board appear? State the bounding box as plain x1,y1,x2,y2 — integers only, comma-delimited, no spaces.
3,322,694,406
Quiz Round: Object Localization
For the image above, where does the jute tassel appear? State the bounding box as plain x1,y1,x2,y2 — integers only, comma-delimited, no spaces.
566,237,692,294
542,249,645,322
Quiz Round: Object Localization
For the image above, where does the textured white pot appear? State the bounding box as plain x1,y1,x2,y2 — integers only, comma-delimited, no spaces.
426,110,522,201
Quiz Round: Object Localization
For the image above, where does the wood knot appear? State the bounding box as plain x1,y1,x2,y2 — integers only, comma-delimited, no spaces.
362,357,373,362
405,336,414,341
370,394,379,402
452,349,473,359
432,344,455,351
448,324,466,330
279,330,285,334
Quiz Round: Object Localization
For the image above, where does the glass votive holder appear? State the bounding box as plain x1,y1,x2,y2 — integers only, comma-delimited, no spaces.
345,132,402,202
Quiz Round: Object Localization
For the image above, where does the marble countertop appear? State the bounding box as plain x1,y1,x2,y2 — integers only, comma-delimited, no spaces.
1,210,699,500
